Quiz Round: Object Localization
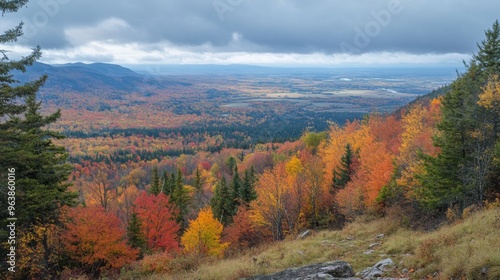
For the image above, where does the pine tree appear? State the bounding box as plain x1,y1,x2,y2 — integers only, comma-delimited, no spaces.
0,2,76,227
190,167,206,213
0,2,77,277
240,167,257,205
474,20,500,75
332,143,355,191
161,171,171,195
171,168,190,228
230,165,242,213
418,21,500,210
194,168,202,191
226,156,237,176
211,176,232,225
150,166,160,195
127,212,145,256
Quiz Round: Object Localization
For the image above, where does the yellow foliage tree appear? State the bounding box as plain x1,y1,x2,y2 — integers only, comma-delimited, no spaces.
181,207,228,257
478,75,500,111
397,101,441,193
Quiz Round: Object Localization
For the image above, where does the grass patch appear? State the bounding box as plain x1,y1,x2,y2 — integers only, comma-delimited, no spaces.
139,207,500,280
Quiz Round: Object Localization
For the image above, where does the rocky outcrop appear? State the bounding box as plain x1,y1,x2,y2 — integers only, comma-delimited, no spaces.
358,258,395,279
245,258,408,280
246,260,355,280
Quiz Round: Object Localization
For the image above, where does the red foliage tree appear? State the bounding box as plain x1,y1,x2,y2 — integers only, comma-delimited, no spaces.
61,206,138,274
134,191,180,253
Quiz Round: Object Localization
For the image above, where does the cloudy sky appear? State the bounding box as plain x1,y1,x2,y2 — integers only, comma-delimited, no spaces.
2,0,499,67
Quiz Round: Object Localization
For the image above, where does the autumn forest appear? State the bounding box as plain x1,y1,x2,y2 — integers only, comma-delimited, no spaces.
1,1,500,279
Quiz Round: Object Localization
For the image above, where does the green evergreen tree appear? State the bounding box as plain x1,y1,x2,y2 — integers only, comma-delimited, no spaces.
474,20,500,75
0,5,77,226
150,166,160,195
226,156,237,176
230,165,242,213
127,212,146,256
161,171,171,195
332,143,355,191
190,167,205,212
417,21,500,210
194,167,202,191
211,176,232,225
240,166,258,204
171,168,190,228
0,2,76,277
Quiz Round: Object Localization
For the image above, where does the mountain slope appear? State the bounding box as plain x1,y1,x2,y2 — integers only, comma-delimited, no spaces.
12,62,179,93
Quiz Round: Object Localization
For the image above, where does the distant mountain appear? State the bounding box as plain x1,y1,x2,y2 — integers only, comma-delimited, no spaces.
52,62,142,77
12,62,188,93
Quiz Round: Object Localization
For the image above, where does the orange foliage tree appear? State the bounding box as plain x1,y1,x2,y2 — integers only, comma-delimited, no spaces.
322,119,394,218
61,206,138,274
223,205,262,251
181,207,229,257
397,101,441,194
134,192,180,253
250,164,294,240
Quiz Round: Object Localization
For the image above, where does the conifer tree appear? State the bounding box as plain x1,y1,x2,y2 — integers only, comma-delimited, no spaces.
230,165,242,213
211,176,232,225
127,212,145,256
240,167,258,205
418,21,500,210
0,2,76,228
161,171,171,195
0,2,77,276
332,143,355,191
150,166,160,195
474,20,500,75
171,168,190,228
194,167,202,191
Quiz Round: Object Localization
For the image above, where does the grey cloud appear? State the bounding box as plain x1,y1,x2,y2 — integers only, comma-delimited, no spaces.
6,0,500,56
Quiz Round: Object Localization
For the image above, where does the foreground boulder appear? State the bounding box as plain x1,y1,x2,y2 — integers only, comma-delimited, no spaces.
246,260,355,280
245,258,407,280
359,258,395,279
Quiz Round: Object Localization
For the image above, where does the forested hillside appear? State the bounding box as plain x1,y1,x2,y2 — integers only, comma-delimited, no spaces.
1,0,499,279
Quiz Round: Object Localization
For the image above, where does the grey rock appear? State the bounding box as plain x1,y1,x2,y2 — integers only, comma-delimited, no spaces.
319,263,355,277
376,234,385,239
363,250,374,255
360,267,383,279
368,242,381,249
360,258,394,279
246,260,355,280
374,258,394,270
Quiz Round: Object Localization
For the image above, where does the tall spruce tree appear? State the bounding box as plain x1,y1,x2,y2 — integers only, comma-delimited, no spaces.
171,168,189,228
211,176,232,225
161,170,172,195
417,21,500,210
150,166,160,195
230,165,242,213
127,212,145,256
0,1,76,277
240,166,258,205
0,1,76,228
332,143,355,191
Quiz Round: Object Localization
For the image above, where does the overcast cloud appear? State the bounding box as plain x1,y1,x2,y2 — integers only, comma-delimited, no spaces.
2,0,499,66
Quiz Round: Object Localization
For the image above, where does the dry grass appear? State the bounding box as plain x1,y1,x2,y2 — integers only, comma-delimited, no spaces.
407,207,500,279
138,207,500,280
